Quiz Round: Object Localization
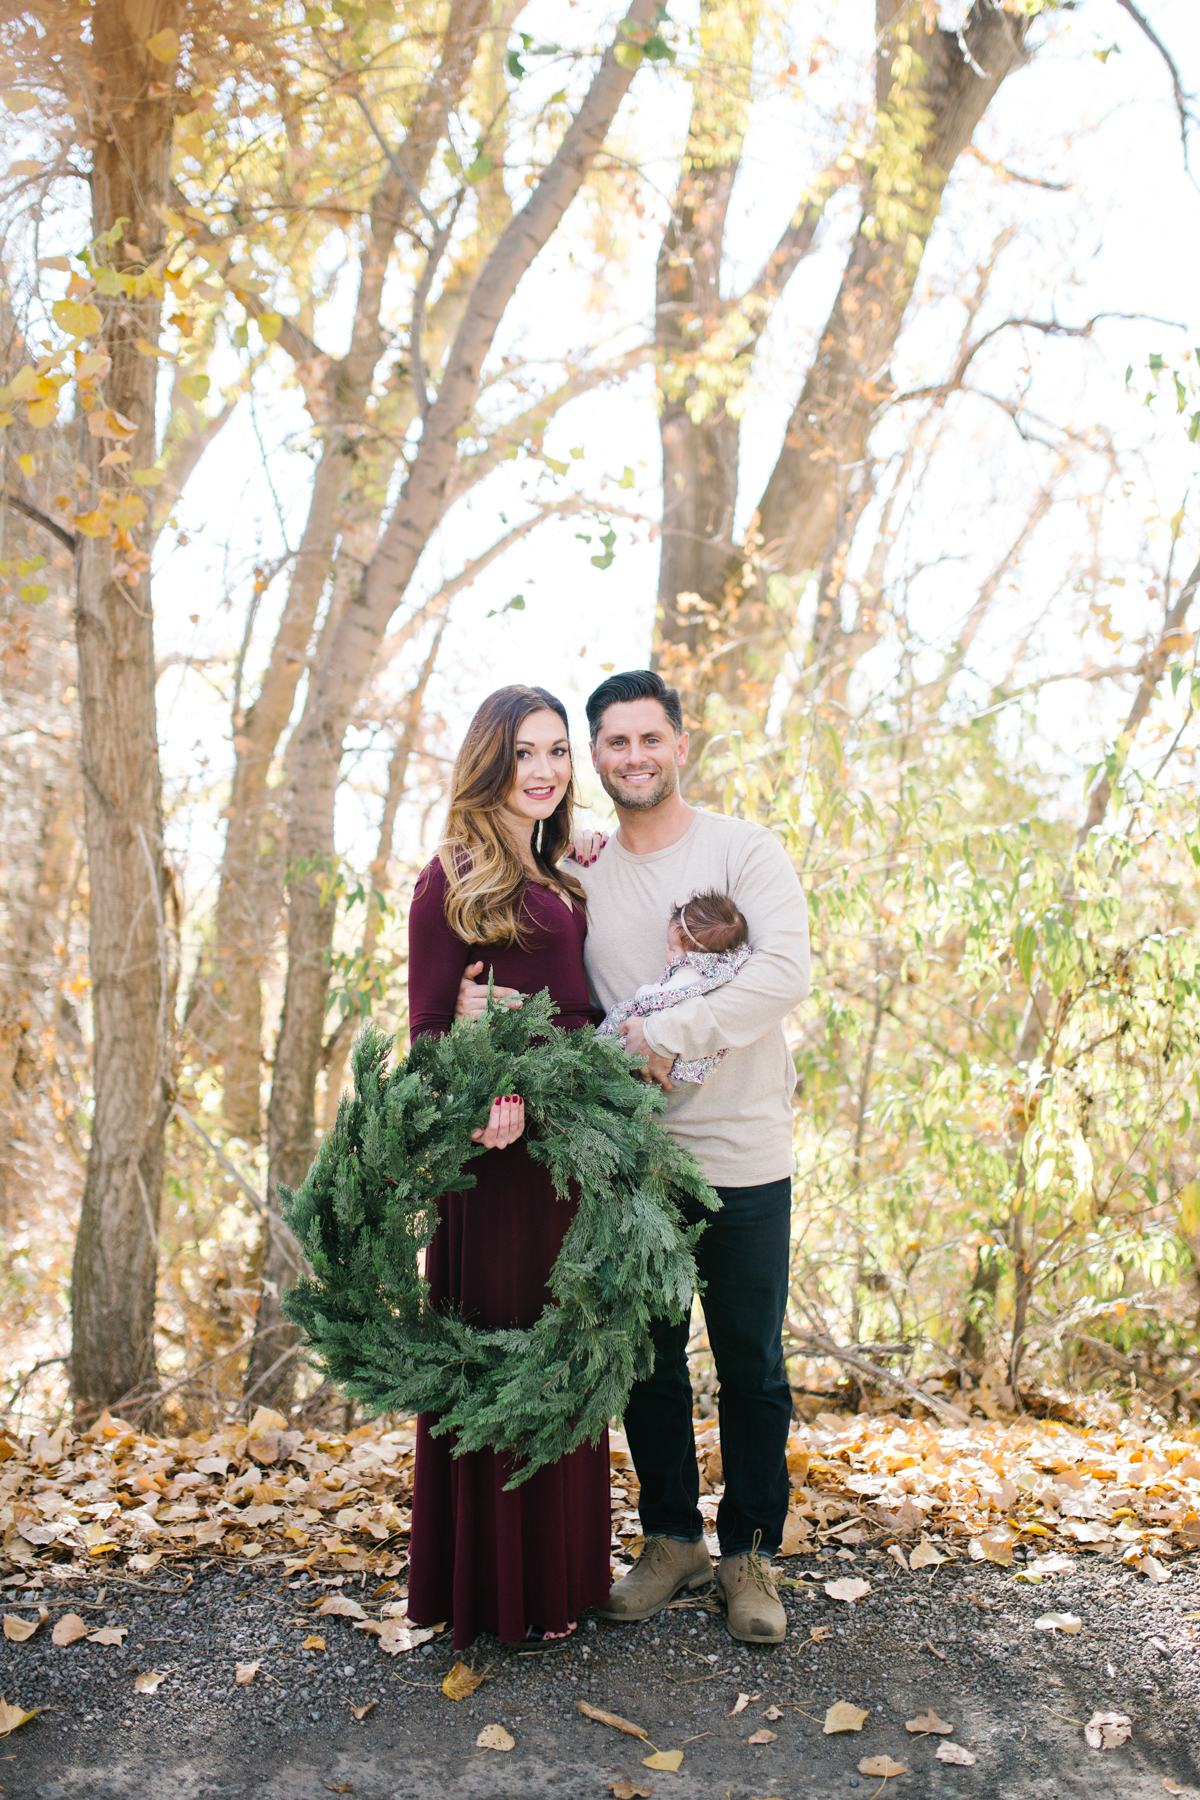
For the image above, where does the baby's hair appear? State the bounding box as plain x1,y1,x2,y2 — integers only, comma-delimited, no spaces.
672,890,749,955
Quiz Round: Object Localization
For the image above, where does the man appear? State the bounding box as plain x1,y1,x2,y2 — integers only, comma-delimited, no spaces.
458,669,809,1643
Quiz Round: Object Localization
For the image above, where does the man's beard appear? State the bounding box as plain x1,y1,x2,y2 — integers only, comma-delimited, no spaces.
599,761,678,812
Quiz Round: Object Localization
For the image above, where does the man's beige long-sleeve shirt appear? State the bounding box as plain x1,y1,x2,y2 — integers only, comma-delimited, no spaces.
569,809,810,1187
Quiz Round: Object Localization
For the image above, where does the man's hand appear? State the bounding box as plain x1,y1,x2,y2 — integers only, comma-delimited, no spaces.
456,960,523,1021
617,1015,676,1092
471,1095,525,1149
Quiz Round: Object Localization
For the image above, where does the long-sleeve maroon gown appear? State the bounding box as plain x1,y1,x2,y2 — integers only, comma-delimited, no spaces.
404,858,612,1647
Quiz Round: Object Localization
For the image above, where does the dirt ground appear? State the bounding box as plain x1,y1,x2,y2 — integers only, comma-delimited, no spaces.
1,1544,1196,1800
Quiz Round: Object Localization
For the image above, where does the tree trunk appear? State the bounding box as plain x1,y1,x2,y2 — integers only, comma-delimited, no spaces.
320,614,447,1128
653,0,756,710
755,1,1028,581
655,0,1029,750
201,0,491,1146
245,0,660,1409
69,0,181,1424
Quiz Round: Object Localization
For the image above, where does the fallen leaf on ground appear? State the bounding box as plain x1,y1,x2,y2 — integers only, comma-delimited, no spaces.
318,1595,366,1619
859,1756,907,1777
1085,1711,1132,1750
907,1710,953,1735
936,1742,977,1766
324,1785,352,1795
1035,1613,1082,1634
824,1577,870,1603
824,1702,869,1734
729,1692,757,1715
1136,1556,1171,1583
610,1784,652,1799
779,1507,811,1555
442,1662,484,1700
1026,1553,1074,1577
0,1697,37,1737
762,1705,784,1720
1161,1779,1186,1795
971,1528,1014,1566
909,1539,946,1570
810,1624,832,1642
235,1662,260,1685
747,1728,778,1744
3,1609,46,1642
302,1635,326,1651
642,1749,684,1772
886,1544,909,1571
373,1621,439,1655
350,1701,376,1721
52,1613,90,1646
577,1700,648,1739
89,1626,128,1645
134,1671,166,1694
475,1723,514,1751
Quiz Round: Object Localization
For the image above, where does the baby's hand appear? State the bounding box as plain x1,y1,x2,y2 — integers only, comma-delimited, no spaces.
570,828,608,867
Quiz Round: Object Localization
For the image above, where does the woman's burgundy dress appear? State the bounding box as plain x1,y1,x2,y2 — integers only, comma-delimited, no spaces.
404,858,612,1647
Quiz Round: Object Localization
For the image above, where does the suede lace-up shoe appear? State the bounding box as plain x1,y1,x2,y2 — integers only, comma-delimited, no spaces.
597,1535,713,1622
715,1541,786,1643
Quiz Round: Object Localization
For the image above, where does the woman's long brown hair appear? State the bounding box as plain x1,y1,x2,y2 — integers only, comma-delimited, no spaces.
438,685,587,946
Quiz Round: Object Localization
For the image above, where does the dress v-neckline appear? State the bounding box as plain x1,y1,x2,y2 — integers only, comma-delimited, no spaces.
526,875,575,918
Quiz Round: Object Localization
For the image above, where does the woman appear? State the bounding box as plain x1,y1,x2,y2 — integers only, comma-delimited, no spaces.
404,684,612,1648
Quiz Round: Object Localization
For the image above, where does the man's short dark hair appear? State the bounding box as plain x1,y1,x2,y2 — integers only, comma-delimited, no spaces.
585,669,683,740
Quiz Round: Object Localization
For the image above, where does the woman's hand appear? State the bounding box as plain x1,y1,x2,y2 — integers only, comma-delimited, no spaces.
457,960,523,1020
471,1094,525,1149
570,828,608,867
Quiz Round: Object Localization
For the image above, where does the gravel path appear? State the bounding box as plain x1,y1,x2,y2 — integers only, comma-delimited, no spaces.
1,1548,1196,1798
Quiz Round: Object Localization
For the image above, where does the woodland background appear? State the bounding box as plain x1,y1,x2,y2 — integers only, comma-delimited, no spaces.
0,0,1198,1438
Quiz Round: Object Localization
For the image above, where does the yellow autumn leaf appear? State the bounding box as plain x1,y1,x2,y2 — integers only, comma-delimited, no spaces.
906,1710,954,1735
16,453,34,477
642,1749,684,1772
475,1724,514,1751
52,298,102,338
109,494,147,531
26,397,58,429
860,1756,908,1777
0,1697,36,1737
134,1670,167,1694
132,468,164,486
258,312,282,342
302,1635,325,1650
75,349,112,382
87,408,138,441
1,90,37,113
235,1662,259,1685
145,28,180,61
10,366,39,399
73,511,111,538
180,373,210,401
89,1626,128,1646
824,1702,869,1734
3,1610,45,1642
442,1661,484,1700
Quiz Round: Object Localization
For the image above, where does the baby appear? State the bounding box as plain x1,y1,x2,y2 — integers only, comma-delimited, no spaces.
597,890,751,1084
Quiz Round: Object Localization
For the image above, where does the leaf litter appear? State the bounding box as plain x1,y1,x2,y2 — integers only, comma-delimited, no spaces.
0,1404,1195,1661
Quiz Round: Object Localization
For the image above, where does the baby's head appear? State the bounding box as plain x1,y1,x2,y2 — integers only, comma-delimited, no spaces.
668,891,749,957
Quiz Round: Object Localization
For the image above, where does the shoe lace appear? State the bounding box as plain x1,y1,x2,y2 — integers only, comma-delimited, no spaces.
746,1528,775,1594
641,1535,674,1571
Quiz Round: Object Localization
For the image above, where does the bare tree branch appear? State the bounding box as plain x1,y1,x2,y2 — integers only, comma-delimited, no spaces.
2,486,77,553
1114,0,1194,173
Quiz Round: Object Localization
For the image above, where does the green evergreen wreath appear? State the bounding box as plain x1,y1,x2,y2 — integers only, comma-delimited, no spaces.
281,990,719,1486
